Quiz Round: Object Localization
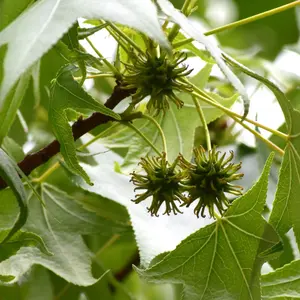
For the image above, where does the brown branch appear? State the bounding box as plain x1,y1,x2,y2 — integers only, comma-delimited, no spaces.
0,84,135,190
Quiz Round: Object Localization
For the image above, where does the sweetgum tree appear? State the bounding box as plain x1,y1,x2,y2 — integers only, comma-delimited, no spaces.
0,0,300,299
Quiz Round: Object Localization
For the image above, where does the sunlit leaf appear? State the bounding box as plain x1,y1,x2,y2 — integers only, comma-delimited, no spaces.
136,154,280,300
0,0,32,30
0,0,168,108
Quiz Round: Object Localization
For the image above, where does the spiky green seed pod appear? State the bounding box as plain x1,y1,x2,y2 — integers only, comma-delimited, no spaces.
180,147,244,218
123,51,192,115
131,153,187,216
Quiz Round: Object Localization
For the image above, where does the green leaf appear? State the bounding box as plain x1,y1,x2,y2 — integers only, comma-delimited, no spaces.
172,32,215,63
0,149,28,243
0,0,168,108
136,154,280,300
0,230,51,262
223,54,294,130
223,54,300,248
21,266,53,300
0,183,129,285
0,266,53,300
121,90,238,169
62,22,79,50
0,71,30,144
78,24,108,40
0,0,32,30
262,259,300,299
49,65,120,183
2,137,24,162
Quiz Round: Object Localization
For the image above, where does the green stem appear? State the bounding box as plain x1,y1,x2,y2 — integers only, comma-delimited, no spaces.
94,234,120,257
173,1,300,48
205,1,300,36
107,21,144,55
192,96,211,151
79,122,121,150
86,37,121,76
192,91,284,155
181,0,193,14
74,73,115,81
105,25,131,55
143,114,168,155
32,162,60,183
125,122,161,155
230,114,284,156
185,80,288,140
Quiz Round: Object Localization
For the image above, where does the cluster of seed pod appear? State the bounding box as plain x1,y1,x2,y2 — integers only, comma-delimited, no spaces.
131,147,244,218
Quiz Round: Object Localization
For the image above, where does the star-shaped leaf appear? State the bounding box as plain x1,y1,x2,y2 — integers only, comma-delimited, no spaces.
0,183,129,285
136,153,281,300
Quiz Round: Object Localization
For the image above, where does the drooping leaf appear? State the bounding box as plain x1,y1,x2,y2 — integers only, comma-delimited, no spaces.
0,183,129,285
262,259,300,299
49,65,120,183
223,54,300,248
136,154,281,300
0,0,169,108
0,149,28,243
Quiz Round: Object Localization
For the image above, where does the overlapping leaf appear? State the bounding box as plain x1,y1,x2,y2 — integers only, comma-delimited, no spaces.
136,154,280,300
0,183,129,285
223,55,300,248
49,65,120,183
0,0,169,109
262,259,300,299
73,139,213,266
